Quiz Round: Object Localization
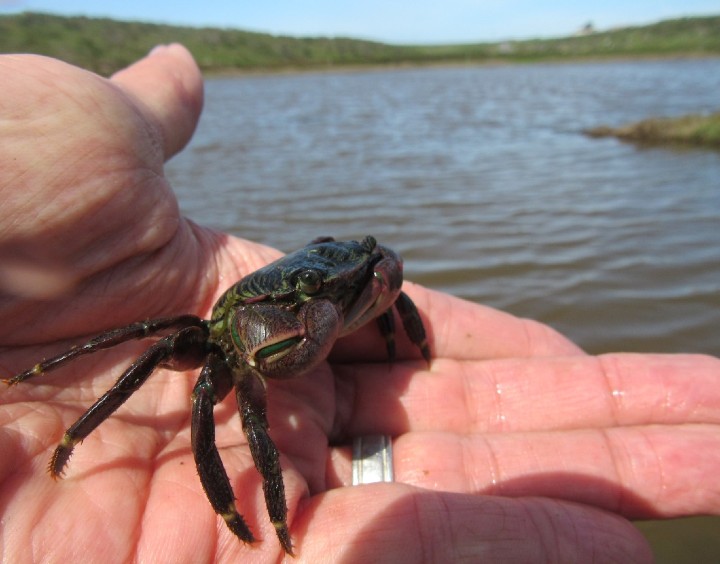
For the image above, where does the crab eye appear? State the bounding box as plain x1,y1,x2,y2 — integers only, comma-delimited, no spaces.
296,269,322,295
361,235,377,251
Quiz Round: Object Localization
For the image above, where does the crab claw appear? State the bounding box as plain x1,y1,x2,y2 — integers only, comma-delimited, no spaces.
233,300,343,379
341,245,404,335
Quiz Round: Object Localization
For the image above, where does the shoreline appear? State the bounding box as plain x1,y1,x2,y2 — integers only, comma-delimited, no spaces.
204,53,720,78
3,12,719,76
585,111,720,149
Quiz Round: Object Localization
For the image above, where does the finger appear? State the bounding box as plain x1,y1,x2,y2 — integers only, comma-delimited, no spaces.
330,285,584,364
111,44,204,158
293,485,652,563
413,285,585,358
325,425,720,519
334,353,720,436
388,425,720,519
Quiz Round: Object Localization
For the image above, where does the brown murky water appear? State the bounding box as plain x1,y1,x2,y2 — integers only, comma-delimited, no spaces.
167,59,720,561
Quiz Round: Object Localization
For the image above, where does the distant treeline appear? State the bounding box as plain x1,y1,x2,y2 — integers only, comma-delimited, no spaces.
1,12,719,75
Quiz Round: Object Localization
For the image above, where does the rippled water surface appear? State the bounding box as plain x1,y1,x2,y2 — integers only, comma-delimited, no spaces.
168,59,720,356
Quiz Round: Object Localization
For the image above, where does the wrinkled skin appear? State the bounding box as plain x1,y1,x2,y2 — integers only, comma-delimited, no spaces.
1,48,719,563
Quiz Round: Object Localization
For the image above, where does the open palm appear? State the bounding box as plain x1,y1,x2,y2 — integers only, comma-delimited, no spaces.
1,48,718,563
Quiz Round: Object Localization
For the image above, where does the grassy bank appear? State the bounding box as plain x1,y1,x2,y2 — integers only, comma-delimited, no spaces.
1,12,719,75
586,112,720,148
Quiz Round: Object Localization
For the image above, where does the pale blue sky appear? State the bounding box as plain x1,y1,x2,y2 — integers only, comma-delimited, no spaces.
1,0,718,43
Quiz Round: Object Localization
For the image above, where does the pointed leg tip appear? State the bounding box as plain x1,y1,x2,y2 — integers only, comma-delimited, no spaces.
47,460,66,481
272,521,294,555
3,373,26,386
279,534,294,556
49,438,76,478
225,514,256,545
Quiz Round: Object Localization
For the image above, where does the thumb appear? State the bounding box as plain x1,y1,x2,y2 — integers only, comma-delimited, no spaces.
111,44,204,158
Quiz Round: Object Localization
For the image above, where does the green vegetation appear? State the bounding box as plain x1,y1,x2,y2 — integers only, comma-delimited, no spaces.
586,112,720,148
1,12,719,75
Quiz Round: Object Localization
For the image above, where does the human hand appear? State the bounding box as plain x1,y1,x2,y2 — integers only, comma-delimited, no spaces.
1,48,718,563
0,45,284,346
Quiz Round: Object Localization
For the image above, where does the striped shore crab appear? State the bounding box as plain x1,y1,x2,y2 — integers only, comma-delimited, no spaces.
3,236,430,555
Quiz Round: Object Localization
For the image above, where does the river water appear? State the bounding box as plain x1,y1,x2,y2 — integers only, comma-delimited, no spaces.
168,59,720,357
166,59,720,561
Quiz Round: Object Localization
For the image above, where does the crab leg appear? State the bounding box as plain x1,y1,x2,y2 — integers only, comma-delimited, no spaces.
4,315,206,386
191,353,256,545
236,372,293,555
394,291,431,364
50,325,209,476
375,310,397,361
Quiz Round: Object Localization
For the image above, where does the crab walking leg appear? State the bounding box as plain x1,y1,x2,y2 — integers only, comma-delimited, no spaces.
190,353,256,544
236,373,293,555
49,326,209,476
394,291,431,363
375,310,397,362
4,315,206,386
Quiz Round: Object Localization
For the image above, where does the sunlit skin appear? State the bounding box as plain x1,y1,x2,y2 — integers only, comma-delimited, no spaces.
1,47,719,563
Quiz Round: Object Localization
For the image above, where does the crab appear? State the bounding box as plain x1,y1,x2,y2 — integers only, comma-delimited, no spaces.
3,235,430,555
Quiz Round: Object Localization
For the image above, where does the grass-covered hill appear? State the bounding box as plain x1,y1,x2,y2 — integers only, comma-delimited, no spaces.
1,11,719,75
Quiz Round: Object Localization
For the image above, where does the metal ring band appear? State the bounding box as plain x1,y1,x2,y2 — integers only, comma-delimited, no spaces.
352,435,394,485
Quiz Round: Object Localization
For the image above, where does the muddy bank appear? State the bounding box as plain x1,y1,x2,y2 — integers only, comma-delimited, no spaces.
586,112,720,148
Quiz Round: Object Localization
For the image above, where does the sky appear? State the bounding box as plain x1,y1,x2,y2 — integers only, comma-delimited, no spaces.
1,0,718,44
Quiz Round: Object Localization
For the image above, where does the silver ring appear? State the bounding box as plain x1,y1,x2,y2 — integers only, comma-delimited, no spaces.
352,435,394,485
